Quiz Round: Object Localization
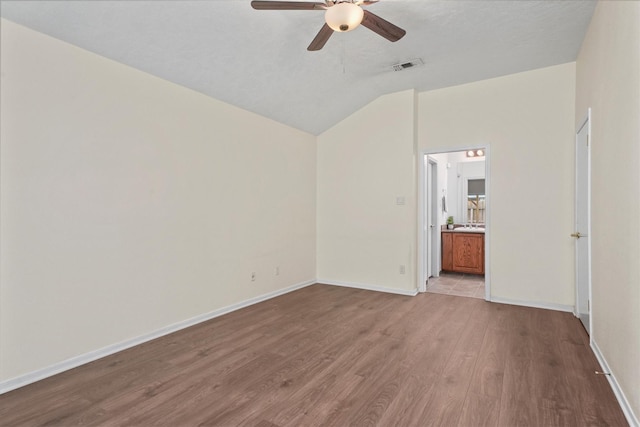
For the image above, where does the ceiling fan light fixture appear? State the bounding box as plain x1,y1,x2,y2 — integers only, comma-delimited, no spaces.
325,2,364,32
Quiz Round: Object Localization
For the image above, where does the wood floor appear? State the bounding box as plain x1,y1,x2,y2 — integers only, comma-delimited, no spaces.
0,284,628,426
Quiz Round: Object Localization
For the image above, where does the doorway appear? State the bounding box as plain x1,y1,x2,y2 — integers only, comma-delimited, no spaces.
418,147,491,300
575,110,591,335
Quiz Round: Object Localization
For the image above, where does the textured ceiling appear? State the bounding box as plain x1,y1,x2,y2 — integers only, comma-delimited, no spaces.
0,0,596,135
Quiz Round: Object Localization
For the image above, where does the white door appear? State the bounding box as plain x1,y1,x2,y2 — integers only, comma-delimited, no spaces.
575,112,591,334
425,158,439,285
430,160,439,278
426,160,432,280
426,160,433,279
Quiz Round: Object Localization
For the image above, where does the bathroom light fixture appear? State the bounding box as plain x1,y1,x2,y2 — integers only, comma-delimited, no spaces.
466,149,485,158
325,2,364,32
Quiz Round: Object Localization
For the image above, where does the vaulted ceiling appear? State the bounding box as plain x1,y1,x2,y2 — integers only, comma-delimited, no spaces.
0,0,596,135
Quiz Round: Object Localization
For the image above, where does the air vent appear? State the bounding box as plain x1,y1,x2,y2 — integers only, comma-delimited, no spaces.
391,58,425,72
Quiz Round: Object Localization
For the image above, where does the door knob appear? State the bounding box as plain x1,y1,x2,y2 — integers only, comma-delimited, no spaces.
571,232,582,238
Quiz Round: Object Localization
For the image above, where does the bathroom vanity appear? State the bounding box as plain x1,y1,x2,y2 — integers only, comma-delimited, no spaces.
441,228,485,274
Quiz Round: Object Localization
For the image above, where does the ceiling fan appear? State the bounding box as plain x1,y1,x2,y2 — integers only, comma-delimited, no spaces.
251,0,406,51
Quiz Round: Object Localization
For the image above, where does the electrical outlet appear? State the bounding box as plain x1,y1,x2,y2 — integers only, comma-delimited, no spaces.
275,266,279,276
251,272,256,281
399,265,406,275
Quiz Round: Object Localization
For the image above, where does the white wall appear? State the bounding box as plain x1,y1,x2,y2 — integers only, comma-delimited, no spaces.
418,63,576,307
317,65,576,304
317,90,416,293
0,19,317,381
575,1,640,420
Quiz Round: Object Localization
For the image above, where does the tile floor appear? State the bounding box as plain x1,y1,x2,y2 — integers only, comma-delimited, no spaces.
426,272,485,299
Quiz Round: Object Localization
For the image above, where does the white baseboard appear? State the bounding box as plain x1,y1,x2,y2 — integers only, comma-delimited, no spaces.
591,339,639,427
0,279,315,395
318,279,418,296
490,296,574,313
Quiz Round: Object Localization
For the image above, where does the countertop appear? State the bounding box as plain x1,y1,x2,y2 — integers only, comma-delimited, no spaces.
442,227,485,234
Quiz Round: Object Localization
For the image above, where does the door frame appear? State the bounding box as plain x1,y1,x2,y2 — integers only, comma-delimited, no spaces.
417,146,491,300
575,109,592,338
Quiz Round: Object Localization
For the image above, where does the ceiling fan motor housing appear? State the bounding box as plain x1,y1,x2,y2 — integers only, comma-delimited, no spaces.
325,2,364,32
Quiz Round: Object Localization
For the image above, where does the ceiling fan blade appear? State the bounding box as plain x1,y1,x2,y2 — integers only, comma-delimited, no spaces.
251,1,326,10
361,10,406,42
308,23,334,51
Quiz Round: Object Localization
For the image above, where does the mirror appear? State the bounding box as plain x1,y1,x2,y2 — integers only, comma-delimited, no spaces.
467,178,485,223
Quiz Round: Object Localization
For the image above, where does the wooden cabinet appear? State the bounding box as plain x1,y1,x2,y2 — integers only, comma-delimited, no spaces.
441,231,484,274
452,233,484,274
441,232,453,271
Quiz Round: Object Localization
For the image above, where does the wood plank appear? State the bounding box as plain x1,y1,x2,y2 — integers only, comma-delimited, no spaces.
457,302,508,426
415,298,490,426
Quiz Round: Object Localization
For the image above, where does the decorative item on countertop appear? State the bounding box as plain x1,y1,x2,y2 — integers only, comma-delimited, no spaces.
447,216,455,230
